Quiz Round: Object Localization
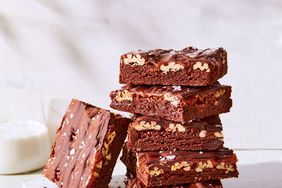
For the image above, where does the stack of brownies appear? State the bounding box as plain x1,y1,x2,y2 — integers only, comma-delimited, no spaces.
110,47,239,187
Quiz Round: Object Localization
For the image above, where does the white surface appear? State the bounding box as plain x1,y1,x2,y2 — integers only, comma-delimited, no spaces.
0,120,50,174
0,150,280,188
0,0,282,149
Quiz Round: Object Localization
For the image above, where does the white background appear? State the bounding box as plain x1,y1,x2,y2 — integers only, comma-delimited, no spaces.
1,0,282,150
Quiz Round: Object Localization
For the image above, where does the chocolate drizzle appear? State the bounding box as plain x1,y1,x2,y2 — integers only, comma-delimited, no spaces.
119,83,230,104
121,47,227,68
44,99,112,188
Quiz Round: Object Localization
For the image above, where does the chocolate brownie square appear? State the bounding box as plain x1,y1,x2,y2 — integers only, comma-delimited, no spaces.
110,83,232,123
128,115,224,151
121,144,238,187
119,47,227,86
44,99,131,188
126,171,223,188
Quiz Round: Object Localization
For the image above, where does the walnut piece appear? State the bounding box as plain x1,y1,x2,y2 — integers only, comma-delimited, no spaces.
171,161,191,171
216,162,235,173
214,131,224,141
107,131,116,144
193,62,210,72
133,121,161,131
123,54,145,66
160,62,184,74
214,89,225,98
163,93,180,107
199,130,207,138
96,161,102,169
149,167,164,176
102,131,116,158
167,123,186,132
195,160,214,172
115,90,133,102
214,131,224,138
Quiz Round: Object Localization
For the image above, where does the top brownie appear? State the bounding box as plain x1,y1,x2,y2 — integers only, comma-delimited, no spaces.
119,47,227,86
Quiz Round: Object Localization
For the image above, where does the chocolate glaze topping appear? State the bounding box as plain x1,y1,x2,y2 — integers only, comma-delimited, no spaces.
121,47,227,68
44,99,118,188
118,82,231,102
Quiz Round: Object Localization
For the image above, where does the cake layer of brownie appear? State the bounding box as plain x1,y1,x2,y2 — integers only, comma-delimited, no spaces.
43,99,131,188
125,171,223,188
119,47,227,86
110,83,232,123
121,144,238,187
128,115,224,151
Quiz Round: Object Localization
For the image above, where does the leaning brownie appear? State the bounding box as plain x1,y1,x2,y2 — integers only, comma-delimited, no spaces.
43,99,131,188
128,115,224,151
110,83,232,123
121,144,238,187
119,47,227,86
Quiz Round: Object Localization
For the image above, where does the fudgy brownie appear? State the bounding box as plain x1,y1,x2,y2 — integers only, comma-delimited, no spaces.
43,99,131,188
121,144,238,187
126,172,223,188
128,115,224,151
110,83,232,123
119,47,227,86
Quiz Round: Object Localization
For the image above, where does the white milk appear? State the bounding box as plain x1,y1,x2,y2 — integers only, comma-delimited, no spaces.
0,120,51,174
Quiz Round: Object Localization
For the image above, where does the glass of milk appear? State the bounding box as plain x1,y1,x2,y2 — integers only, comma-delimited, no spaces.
0,89,51,174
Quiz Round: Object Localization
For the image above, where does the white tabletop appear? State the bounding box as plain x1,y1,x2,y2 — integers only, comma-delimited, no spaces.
1,150,282,188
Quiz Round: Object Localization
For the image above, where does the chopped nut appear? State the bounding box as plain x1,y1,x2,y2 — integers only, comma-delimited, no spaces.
115,90,133,102
216,162,225,170
107,131,116,144
193,62,210,72
160,62,184,74
149,167,164,176
214,131,224,138
133,121,161,131
93,172,99,177
171,161,191,171
102,145,108,156
106,153,111,160
214,89,225,98
163,93,180,107
167,123,186,132
195,160,214,172
96,161,102,169
216,162,235,173
225,164,235,173
123,54,145,66
199,130,207,138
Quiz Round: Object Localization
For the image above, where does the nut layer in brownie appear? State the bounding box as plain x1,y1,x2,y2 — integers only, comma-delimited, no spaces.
128,115,224,151
43,99,131,188
126,171,223,188
110,83,232,123
119,47,227,86
121,144,238,187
